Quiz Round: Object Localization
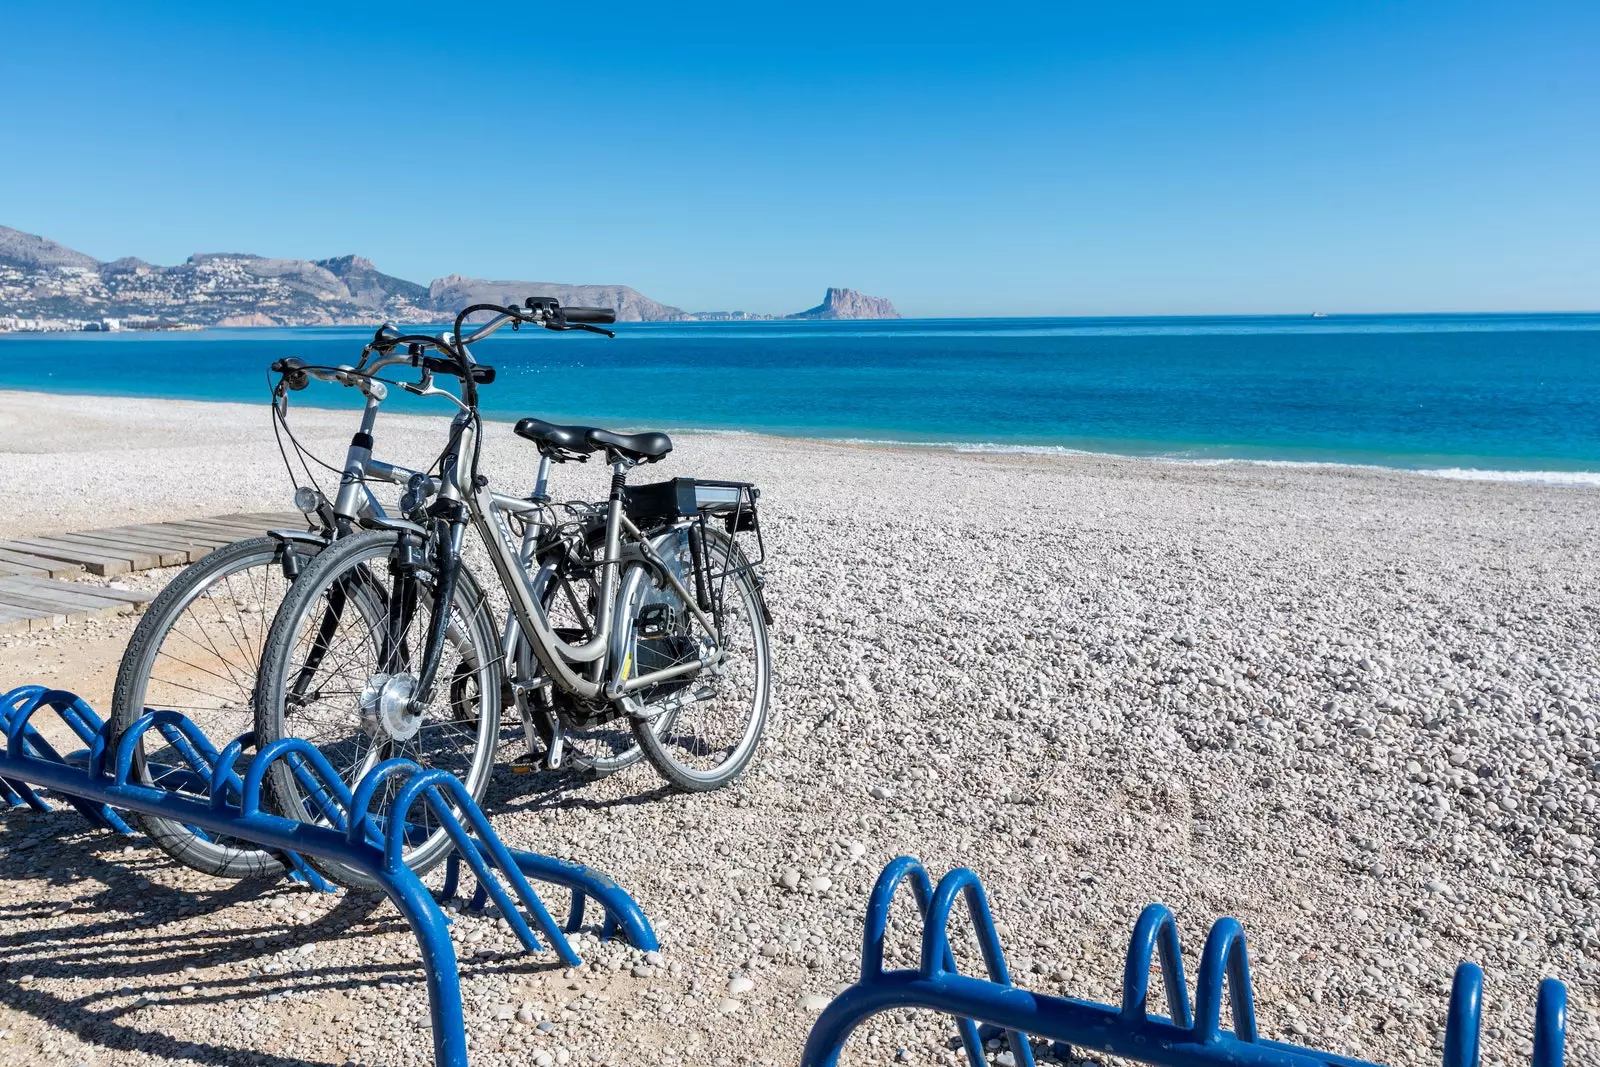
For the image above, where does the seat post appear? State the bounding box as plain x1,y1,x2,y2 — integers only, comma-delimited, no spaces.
531,454,552,503
590,452,638,683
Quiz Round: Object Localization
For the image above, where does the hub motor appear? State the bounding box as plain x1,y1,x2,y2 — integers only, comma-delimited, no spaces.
358,672,424,741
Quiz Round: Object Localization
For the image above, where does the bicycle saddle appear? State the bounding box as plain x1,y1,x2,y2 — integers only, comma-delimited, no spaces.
586,427,673,462
514,418,598,456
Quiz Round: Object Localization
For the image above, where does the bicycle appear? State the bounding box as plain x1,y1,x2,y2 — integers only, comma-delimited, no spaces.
251,298,773,887
106,300,687,880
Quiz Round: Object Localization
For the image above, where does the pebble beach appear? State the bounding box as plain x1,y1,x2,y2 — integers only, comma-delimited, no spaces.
0,389,1596,1067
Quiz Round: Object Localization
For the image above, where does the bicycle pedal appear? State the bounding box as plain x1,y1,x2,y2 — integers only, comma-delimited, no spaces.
510,751,541,774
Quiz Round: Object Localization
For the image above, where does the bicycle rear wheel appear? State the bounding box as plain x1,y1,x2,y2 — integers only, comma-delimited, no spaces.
629,527,770,791
110,536,322,879
254,530,502,888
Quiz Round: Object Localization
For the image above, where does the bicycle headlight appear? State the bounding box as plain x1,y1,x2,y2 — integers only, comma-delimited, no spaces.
293,487,324,515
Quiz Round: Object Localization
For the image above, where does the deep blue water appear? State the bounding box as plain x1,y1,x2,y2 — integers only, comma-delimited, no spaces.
2,314,1598,473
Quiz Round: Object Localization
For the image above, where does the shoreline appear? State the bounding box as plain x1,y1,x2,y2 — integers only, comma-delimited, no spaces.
2,386,1597,488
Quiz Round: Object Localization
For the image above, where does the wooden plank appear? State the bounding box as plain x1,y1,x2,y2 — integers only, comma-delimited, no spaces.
184,519,284,537
0,588,127,625
216,512,303,526
0,612,37,636
78,531,206,560
0,578,147,612
53,531,192,567
101,524,224,548
0,548,84,578
0,576,153,606
159,520,270,540
118,523,235,548
21,535,161,571
3,539,136,576
35,534,169,571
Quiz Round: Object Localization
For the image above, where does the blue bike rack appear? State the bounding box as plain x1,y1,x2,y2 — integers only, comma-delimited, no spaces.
804,857,1568,1067
0,685,658,1067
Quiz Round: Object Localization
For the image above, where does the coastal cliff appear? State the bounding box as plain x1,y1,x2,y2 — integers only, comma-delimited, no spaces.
0,224,894,329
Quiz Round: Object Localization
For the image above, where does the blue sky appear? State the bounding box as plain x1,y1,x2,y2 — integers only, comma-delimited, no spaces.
2,1,1596,316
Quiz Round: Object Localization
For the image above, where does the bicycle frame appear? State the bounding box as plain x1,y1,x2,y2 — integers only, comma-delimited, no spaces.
314,356,725,714
460,418,724,703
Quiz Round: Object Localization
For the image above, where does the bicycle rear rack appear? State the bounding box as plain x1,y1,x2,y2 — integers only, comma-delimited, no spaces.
804,856,1568,1067
1,684,657,1067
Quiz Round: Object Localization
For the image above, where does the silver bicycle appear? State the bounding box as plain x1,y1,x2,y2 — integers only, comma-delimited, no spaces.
252,299,773,887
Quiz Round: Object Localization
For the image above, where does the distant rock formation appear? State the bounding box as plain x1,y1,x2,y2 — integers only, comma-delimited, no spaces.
786,287,900,320
0,225,99,271
315,254,429,310
425,275,687,322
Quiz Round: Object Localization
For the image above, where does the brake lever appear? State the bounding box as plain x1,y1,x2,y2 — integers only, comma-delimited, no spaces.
544,322,615,339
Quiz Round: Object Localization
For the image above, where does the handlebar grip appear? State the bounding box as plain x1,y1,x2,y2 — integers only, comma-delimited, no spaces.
561,306,616,325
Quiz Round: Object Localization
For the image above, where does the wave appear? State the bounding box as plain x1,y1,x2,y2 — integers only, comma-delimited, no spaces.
1414,467,1600,486
740,431,1600,485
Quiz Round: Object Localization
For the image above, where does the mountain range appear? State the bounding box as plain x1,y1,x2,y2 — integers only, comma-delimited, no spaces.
0,225,898,327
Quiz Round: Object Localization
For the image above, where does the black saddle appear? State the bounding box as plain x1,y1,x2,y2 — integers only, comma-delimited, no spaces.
514,418,673,463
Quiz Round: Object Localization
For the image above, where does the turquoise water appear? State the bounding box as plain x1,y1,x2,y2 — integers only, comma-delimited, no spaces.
2,314,1598,475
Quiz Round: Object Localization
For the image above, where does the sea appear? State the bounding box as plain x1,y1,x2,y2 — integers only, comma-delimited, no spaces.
2,313,1598,482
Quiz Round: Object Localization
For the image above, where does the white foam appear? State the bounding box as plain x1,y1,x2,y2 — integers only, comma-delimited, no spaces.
783,433,1600,486
826,437,1097,457
1415,467,1600,487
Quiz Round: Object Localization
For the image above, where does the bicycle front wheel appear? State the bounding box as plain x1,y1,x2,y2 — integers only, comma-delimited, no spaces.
253,530,502,888
110,536,322,879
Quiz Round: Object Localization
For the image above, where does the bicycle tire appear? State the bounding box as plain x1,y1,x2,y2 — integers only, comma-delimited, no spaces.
631,527,770,791
254,529,502,888
110,536,321,879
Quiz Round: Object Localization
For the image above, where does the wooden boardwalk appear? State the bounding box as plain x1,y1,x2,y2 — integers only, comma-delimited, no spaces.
0,512,302,634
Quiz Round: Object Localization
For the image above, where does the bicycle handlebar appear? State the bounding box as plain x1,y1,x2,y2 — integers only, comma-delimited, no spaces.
272,296,609,398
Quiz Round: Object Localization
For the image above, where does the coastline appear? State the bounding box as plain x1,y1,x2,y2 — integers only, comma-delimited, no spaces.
1,388,1595,508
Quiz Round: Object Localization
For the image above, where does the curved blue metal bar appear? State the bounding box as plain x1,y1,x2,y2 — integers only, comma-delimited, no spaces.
856,856,984,1064
862,855,936,977
1534,978,1566,1067
2,685,54,812
1193,916,1259,1044
0,687,660,1065
1444,963,1483,1067
0,717,468,1066
346,756,426,847
112,710,232,787
501,849,660,951
5,687,98,754
207,731,257,810
5,688,131,832
386,768,579,966
807,860,1567,1067
1122,903,1195,1029
919,871,1006,981
919,866,1036,1067
238,736,356,819
802,969,1371,1067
